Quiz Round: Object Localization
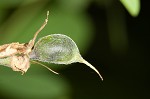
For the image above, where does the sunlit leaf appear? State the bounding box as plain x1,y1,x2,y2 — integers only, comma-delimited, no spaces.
120,0,140,17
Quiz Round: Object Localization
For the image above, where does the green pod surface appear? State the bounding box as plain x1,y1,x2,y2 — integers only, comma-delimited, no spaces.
30,34,80,64
29,34,103,80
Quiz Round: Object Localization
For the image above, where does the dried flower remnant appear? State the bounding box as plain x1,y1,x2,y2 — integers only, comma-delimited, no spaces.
0,11,103,80
0,11,50,74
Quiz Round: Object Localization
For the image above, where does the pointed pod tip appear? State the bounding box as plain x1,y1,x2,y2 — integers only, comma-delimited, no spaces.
77,56,103,81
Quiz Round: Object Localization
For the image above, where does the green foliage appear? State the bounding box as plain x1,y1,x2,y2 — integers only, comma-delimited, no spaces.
120,0,140,17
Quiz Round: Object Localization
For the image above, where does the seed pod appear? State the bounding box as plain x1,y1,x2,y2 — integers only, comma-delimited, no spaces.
30,34,103,80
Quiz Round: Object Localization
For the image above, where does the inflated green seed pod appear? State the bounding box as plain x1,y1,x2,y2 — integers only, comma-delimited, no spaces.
29,34,103,80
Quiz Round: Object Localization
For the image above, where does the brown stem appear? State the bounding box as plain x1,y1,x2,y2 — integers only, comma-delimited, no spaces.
28,11,49,49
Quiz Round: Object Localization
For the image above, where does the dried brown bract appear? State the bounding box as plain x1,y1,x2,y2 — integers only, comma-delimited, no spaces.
0,11,49,74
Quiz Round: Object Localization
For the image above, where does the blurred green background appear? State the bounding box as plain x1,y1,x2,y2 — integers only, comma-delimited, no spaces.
0,0,149,99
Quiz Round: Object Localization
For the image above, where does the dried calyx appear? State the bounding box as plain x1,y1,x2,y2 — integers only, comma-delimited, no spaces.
0,11,50,74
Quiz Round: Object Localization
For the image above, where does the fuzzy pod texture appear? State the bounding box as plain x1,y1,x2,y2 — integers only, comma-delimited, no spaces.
29,34,103,80
30,34,81,64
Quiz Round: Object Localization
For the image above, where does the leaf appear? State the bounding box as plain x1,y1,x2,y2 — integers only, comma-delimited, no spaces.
0,70,71,99
120,0,140,17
